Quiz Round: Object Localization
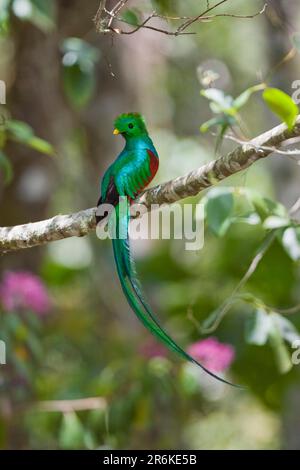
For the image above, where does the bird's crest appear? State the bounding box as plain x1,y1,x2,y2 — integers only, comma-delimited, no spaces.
114,112,147,136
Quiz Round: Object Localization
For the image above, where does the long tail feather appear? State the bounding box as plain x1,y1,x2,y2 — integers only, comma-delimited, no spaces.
112,201,242,388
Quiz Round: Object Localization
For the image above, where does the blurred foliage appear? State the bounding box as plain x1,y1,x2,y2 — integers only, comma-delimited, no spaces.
121,8,142,27
263,88,299,130
1,0,300,451
200,84,299,148
0,118,55,185
12,0,56,32
62,38,100,109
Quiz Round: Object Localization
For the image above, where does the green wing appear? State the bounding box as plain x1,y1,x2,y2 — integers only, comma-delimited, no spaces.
113,150,151,198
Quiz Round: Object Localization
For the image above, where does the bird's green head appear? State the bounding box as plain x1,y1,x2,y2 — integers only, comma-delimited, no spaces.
113,113,148,138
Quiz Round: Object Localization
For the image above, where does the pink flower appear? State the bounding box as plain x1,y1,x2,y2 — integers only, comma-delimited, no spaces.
139,337,167,359
187,337,235,372
0,271,51,316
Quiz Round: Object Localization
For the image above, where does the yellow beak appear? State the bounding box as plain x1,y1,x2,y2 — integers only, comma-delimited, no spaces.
113,128,120,135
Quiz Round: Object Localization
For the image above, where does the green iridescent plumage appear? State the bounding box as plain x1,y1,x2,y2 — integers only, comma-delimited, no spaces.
97,113,239,387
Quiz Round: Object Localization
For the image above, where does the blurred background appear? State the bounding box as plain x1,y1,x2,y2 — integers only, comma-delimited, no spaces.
1,0,300,450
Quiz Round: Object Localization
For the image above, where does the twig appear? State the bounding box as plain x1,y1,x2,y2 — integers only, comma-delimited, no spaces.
36,397,107,413
275,304,300,315
199,3,267,22
290,197,300,216
176,0,239,34
93,0,108,33
95,0,267,36
107,0,129,29
224,133,300,156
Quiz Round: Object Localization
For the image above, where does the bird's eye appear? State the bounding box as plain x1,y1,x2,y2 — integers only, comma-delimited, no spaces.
128,123,134,129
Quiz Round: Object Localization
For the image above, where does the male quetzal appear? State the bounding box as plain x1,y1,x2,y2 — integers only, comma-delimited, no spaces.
96,113,237,386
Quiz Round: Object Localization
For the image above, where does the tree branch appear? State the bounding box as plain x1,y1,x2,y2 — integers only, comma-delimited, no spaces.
36,396,107,413
1,117,300,253
94,0,266,36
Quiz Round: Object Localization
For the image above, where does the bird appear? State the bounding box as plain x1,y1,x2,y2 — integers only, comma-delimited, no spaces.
96,112,238,387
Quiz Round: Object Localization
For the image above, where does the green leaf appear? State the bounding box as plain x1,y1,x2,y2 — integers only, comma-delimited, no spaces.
201,88,233,114
229,213,261,226
263,87,298,130
204,187,234,236
121,8,141,26
263,215,290,230
268,317,293,374
62,38,100,109
271,313,300,345
245,189,287,220
6,119,54,155
27,136,54,155
13,0,56,32
63,64,95,109
0,0,10,33
59,412,85,449
245,308,272,345
246,191,270,220
281,227,300,261
0,150,13,184
246,312,296,375
62,38,100,73
31,0,56,31
0,0,10,18
232,89,254,110
6,119,34,142
151,0,173,15
12,0,33,20
200,116,229,133
232,84,264,111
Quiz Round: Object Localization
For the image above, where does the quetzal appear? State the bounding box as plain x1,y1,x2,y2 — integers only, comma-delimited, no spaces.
96,113,237,387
